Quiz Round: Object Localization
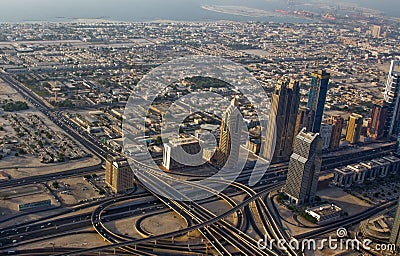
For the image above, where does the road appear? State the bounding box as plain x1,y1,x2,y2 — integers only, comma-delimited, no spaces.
1,70,398,255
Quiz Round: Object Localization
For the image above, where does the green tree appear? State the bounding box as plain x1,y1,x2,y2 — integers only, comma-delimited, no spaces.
52,181,59,189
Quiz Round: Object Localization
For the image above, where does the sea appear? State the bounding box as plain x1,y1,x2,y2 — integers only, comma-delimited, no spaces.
0,0,398,23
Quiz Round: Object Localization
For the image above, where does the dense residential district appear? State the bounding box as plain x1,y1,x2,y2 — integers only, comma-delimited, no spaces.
0,12,400,256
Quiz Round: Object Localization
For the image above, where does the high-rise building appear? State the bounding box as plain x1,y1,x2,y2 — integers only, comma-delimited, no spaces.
284,128,323,206
162,137,202,170
307,69,331,133
320,123,332,150
263,79,300,163
328,115,344,150
105,156,135,193
368,104,388,140
397,134,400,156
218,97,242,168
384,60,400,138
390,197,400,250
371,25,381,38
346,113,363,144
295,107,311,136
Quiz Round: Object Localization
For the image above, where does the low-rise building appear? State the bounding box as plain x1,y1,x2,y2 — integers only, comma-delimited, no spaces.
347,164,367,184
332,167,353,188
305,204,343,224
331,155,400,189
371,158,391,178
162,137,202,170
383,155,400,174
360,161,379,181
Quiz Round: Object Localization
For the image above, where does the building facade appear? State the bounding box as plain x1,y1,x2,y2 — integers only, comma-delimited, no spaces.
285,128,323,206
332,167,353,188
105,156,135,193
263,79,300,163
368,104,388,140
320,123,332,150
331,156,399,189
328,115,344,150
295,107,311,137
346,113,363,144
384,60,400,138
307,69,331,133
305,204,343,224
162,137,202,170
218,97,242,169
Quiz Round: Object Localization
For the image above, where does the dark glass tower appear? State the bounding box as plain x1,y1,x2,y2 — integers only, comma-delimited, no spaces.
284,128,323,206
307,69,331,133
263,79,300,163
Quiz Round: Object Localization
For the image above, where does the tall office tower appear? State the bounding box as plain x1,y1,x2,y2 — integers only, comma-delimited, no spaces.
390,197,400,250
105,156,135,193
397,134,400,156
284,128,323,206
320,123,332,150
371,25,381,38
368,104,388,140
328,115,344,150
307,69,331,133
218,97,242,169
295,107,311,136
384,60,400,138
263,79,300,163
346,113,363,144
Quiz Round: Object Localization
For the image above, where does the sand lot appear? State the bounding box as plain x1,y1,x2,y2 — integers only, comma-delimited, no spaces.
140,212,188,239
0,155,101,179
0,78,26,103
17,228,107,251
0,184,59,221
317,187,371,215
51,174,105,206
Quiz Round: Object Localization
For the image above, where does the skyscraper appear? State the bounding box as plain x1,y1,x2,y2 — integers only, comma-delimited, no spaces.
295,107,311,136
371,25,381,38
346,113,363,144
328,115,344,150
368,104,388,140
263,79,300,163
390,197,400,250
218,97,242,169
320,123,332,150
384,60,400,138
307,69,331,133
284,128,323,206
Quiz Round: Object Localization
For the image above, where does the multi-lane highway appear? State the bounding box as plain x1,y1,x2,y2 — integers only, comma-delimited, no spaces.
1,70,398,255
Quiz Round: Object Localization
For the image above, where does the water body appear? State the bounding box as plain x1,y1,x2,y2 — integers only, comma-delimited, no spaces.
0,0,398,23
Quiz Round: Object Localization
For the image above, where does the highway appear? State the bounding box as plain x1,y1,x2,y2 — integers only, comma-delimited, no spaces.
1,70,398,255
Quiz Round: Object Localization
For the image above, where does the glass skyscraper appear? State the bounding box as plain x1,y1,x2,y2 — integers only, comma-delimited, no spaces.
284,128,323,206
307,69,331,133
383,60,400,137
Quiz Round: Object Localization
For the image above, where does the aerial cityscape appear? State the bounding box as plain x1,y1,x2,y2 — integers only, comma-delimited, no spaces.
0,0,400,255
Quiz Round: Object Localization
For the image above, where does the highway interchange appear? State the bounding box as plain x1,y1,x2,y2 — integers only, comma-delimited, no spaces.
0,70,398,255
